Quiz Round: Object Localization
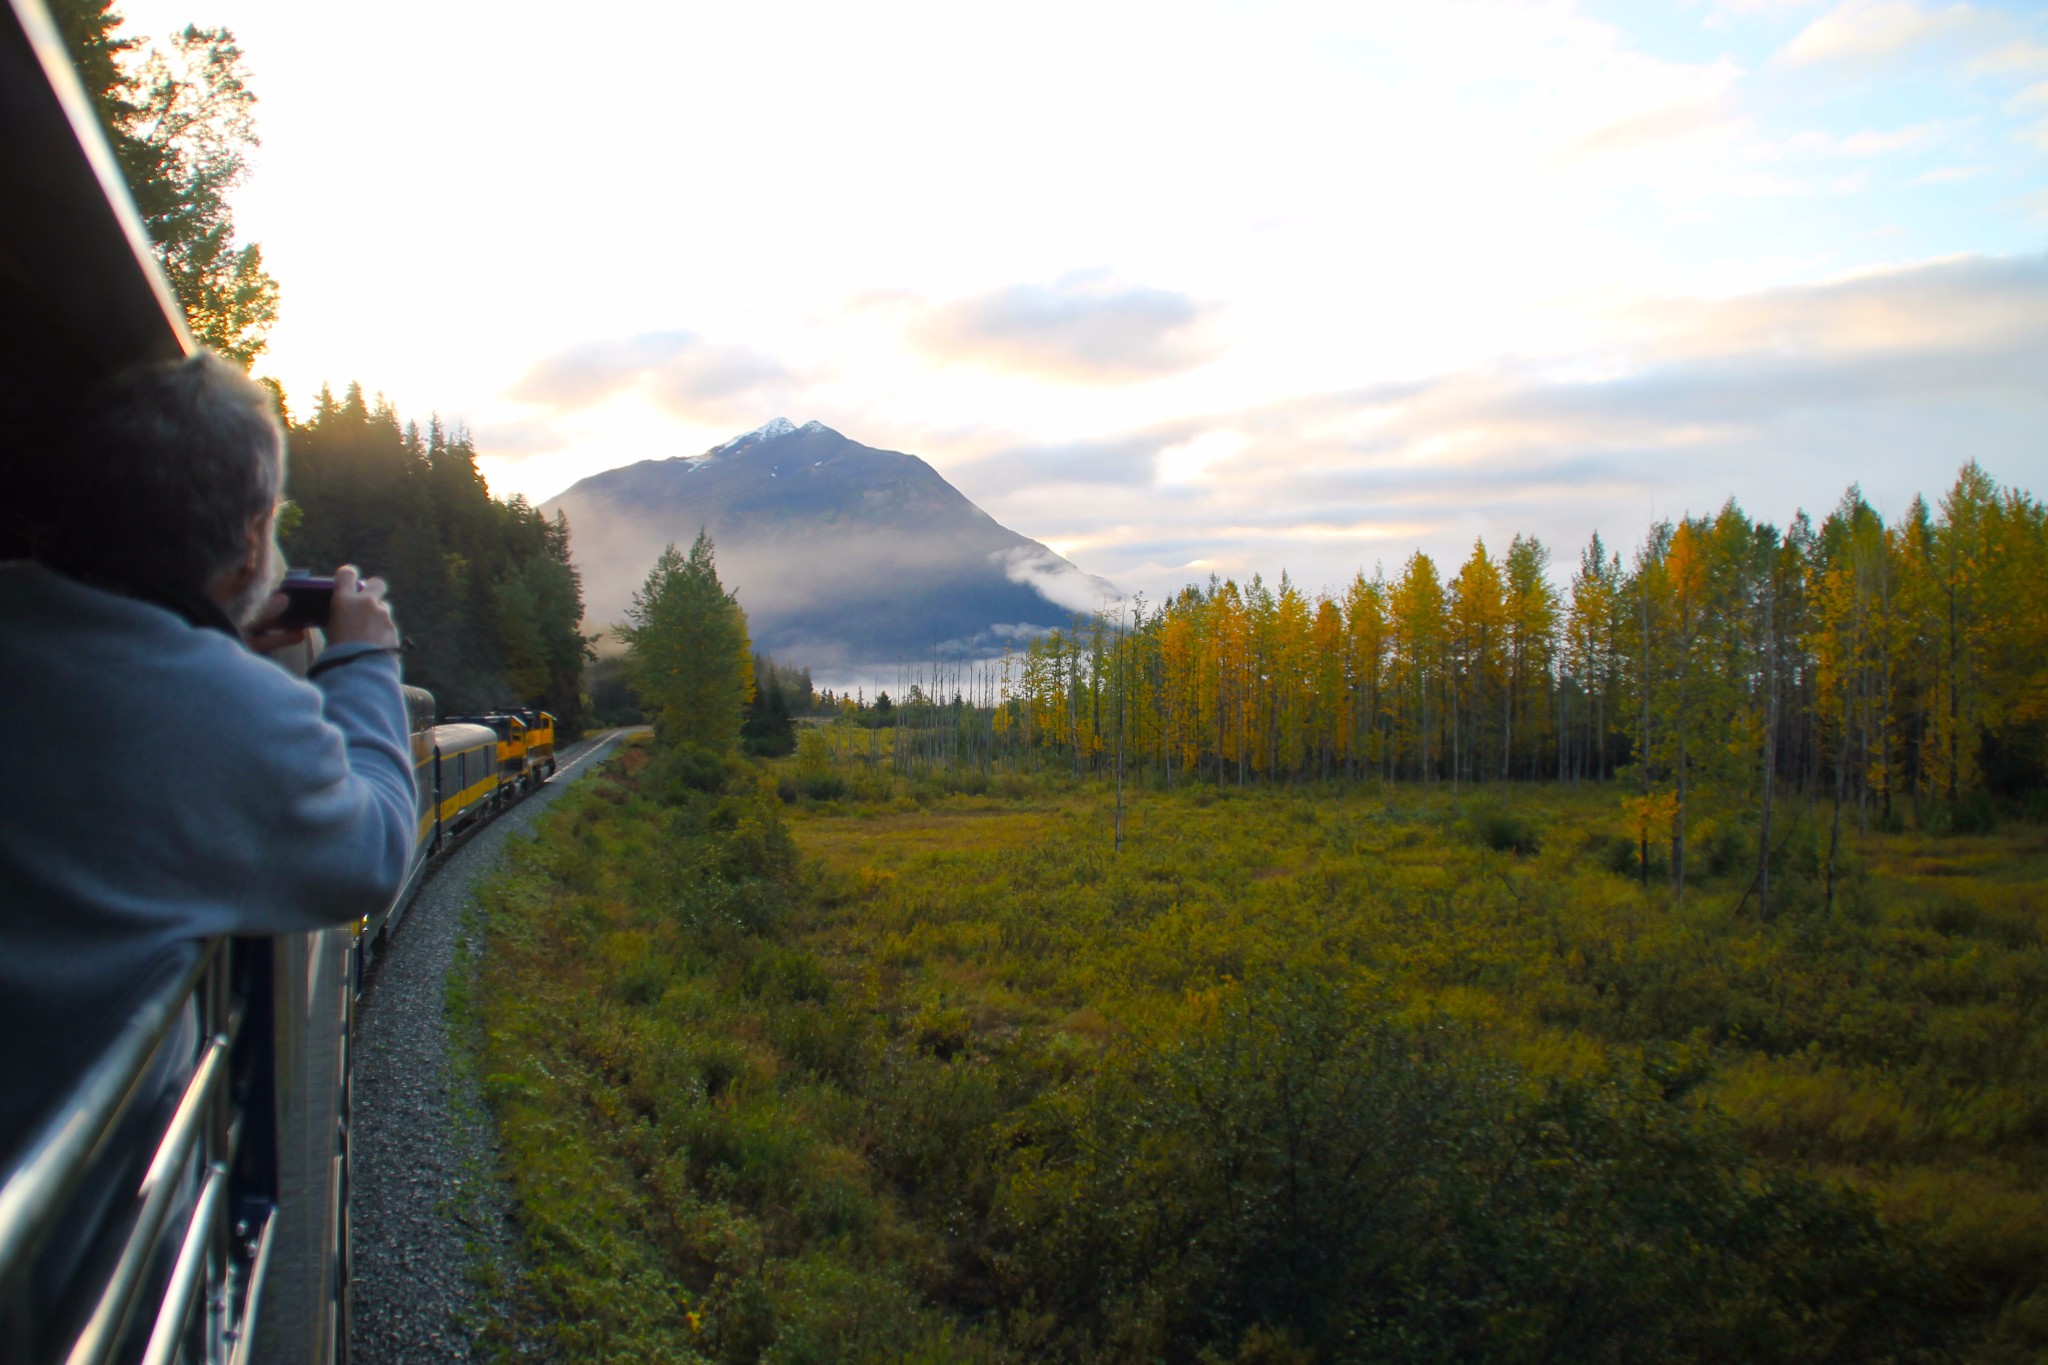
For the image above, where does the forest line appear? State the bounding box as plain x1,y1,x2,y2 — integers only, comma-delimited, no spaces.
281,382,591,728
840,464,2046,900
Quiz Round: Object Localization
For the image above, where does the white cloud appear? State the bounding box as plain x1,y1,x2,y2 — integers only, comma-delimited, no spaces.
1563,97,1733,161
996,546,1124,614
1778,0,1991,70
1914,163,1992,182
910,276,1223,385
1838,119,1956,154
944,254,2048,600
509,332,798,422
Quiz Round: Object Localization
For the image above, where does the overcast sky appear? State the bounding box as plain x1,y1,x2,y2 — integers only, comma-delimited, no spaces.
117,0,2048,600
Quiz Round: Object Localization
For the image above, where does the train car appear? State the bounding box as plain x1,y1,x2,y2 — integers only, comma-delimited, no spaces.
447,713,531,797
0,5,350,1359
362,685,441,948
405,687,437,854
432,723,503,837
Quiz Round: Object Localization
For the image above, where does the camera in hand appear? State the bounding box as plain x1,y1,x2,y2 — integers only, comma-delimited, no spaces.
277,571,337,627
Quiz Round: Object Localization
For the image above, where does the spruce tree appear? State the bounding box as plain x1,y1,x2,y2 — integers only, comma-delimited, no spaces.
618,532,753,753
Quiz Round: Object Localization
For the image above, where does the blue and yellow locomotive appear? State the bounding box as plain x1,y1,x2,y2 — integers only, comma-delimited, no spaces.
360,696,559,952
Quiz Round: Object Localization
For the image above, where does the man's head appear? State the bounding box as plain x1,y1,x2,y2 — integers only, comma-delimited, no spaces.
42,351,287,626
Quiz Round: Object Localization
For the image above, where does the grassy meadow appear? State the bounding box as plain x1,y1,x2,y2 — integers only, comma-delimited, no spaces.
461,736,2048,1363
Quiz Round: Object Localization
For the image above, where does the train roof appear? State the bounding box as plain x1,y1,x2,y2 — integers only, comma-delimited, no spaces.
446,712,526,734
1,0,190,392
431,722,500,750
3,0,194,562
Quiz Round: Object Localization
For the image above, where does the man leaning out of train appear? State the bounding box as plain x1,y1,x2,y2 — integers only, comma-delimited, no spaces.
0,350,415,1151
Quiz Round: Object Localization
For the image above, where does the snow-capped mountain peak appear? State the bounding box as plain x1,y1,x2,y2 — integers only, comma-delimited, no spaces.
711,417,798,454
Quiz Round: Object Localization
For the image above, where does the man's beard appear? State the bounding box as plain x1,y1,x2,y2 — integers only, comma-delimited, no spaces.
227,526,287,630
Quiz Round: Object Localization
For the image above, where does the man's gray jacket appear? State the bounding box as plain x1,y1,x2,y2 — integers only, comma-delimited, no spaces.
0,562,414,1144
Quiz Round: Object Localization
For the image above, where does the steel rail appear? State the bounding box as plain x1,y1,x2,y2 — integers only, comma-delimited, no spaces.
138,1161,227,1365
63,1029,229,1365
0,944,215,1293
224,1208,276,1365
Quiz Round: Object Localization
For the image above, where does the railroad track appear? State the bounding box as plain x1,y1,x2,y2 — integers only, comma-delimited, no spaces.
350,728,638,1363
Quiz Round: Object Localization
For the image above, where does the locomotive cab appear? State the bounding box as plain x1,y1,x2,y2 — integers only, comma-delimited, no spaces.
446,713,531,794
519,710,558,781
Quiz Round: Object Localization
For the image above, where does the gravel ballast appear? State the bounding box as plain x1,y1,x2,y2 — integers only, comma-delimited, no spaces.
350,730,630,1364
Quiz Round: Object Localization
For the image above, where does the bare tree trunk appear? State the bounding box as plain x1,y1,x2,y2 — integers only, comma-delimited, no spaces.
1114,611,1126,853
1825,678,1849,915
1675,722,1688,907
1638,576,1653,885
1557,674,1567,783
1503,657,1514,781
1759,582,1778,921
1451,676,1461,794
1857,664,1871,837
1595,683,1605,783
1947,568,1959,805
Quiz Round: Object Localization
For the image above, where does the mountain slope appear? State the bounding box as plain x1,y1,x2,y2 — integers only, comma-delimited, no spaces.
543,419,1116,673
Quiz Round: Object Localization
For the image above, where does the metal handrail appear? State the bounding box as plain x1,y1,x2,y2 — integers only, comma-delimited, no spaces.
0,944,215,1290
64,1030,229,1365
138,1162,226,1365
0,938,269,1365
224,1207,276,1365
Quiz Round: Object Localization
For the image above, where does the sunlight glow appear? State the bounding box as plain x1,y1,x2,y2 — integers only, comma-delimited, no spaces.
109,0,2048,598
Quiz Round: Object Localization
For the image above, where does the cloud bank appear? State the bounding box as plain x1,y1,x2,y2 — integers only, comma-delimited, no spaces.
910,275,1221,384
510,331,796,421
945,253,2048,599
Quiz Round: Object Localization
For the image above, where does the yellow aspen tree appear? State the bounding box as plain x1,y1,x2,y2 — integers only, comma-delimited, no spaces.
1565,534,1618,782
1272,574,1314,778
1931,464,1998,801
1660,518,1711,902
1344,570,1391,779
1390,552,1445,781
1503,534,1558,781
1160,591,1203,783
1448,540,1506,787
1311,595,1346,778
1622,522,1674,880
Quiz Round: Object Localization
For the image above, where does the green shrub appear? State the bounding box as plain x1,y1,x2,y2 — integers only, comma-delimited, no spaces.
999,974,1943,1363
1463,801,1541,856
1701,819,1752,878
1580,831,1639,877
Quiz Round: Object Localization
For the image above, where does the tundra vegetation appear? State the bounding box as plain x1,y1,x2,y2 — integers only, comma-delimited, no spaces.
466,476,2047,1362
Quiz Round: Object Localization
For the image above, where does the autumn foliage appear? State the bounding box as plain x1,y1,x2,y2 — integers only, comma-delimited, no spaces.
985,464,2045,889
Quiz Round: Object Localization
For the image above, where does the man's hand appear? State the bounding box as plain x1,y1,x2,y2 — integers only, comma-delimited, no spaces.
243,595,309,656
326,565,400,649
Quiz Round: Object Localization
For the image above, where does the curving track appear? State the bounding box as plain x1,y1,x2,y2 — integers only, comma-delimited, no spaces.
349,728,636,1363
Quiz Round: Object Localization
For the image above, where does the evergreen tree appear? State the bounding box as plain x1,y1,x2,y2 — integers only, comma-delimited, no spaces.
741,656,797,757
281,390,590,728
54,0,280,364
618,532,753,753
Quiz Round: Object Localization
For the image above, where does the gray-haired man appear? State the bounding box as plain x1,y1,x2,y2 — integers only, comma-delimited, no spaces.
0,351,415,1146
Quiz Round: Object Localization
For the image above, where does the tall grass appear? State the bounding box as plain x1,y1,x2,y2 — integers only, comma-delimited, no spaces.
466,744,2047,1361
